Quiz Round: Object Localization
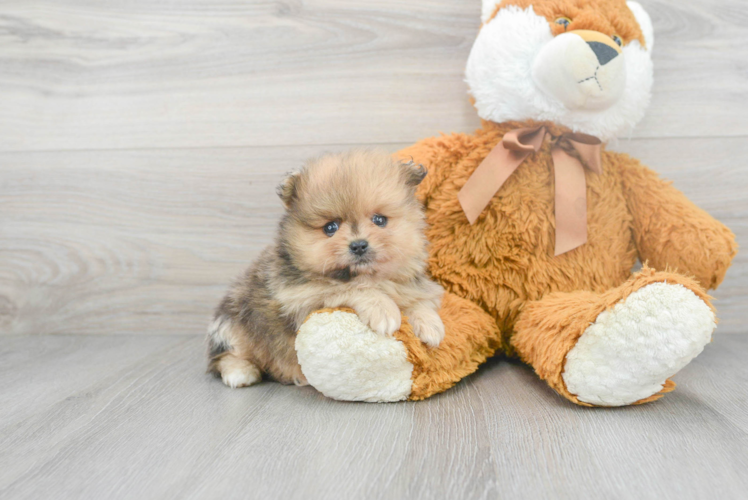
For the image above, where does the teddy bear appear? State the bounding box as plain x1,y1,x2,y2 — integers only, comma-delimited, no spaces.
294,0,737,406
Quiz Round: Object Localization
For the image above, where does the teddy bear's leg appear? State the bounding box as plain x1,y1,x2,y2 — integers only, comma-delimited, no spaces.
295,293,501,402
511,267,716,407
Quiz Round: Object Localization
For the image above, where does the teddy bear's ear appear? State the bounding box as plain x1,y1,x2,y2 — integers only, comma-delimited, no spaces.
481,0,502,24
276,171,300,208
400,159,427,187
627,1,654,52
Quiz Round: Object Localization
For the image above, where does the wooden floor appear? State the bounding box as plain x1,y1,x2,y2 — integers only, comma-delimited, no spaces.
2,0,748,498
1,334,747,500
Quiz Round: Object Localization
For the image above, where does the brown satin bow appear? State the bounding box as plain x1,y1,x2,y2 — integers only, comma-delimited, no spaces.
458,126,603,256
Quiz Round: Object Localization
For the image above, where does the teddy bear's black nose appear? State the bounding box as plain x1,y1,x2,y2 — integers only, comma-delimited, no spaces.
588,41,619,66
349,239,369,256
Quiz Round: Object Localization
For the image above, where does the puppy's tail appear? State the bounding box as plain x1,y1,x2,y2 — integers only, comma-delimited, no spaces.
206,315,233,375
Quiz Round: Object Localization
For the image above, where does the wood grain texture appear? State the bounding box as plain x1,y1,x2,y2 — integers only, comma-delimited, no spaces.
1,137,745,336
0,0,746,153
0,144,399,335
0,334,747,500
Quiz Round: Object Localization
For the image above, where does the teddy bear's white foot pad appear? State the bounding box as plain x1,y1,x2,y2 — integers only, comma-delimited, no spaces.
296,310,413,402
562,282,715,406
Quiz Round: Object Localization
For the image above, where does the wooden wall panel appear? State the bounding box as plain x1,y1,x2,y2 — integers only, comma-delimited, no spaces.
2,137,745,335
0,0,746,152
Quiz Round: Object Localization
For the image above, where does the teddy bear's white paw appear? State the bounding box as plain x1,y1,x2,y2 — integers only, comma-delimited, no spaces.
296,310,413,402
562,282,715,406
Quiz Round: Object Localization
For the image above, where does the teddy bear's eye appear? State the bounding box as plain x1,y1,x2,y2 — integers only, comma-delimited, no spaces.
555,17,571,30
612,35,623,46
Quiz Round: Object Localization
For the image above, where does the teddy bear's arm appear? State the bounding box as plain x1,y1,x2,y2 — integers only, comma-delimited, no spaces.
617,154,737,290
396,133,474,205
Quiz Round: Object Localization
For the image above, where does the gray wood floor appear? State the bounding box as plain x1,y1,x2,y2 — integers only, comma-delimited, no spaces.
2,0,748,498
1,334,747,500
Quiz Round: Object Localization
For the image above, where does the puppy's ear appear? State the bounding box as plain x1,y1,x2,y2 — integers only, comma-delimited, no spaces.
277,171,299,208
401,159,427,187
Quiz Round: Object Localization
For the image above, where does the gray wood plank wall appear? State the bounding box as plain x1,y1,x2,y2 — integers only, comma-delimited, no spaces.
1,0,746,336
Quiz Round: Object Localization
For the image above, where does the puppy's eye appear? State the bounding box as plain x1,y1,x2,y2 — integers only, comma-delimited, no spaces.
555,17,571,30
611,35,623,47
372,214,388,227
323,221,339,237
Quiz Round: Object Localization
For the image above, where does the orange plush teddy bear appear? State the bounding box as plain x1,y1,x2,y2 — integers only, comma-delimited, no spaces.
294,0,737,406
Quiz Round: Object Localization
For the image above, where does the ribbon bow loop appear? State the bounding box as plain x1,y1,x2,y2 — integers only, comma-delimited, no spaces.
457,126,603,256
502,126,546,153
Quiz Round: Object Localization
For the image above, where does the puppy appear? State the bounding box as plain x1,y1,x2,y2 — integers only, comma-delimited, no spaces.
207,149,445,388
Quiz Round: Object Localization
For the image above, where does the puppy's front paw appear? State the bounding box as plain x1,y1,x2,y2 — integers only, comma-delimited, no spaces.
357,298,402,336
408,306,445,348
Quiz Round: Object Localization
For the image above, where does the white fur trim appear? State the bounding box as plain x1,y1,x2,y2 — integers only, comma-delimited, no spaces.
563,283,715,407
295,310,413,402
627,1,654,52
481,0,501,24
466,6,653,141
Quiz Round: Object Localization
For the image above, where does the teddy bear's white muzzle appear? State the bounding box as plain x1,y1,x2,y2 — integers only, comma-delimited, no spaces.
532,30,626,111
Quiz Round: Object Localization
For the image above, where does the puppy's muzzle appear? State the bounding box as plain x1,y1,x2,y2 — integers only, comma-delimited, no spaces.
532,29,626,111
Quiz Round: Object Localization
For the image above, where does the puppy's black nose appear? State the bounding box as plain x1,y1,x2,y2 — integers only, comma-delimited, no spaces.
349,239,369,256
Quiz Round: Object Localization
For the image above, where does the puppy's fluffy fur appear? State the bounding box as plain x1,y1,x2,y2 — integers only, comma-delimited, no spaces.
207,149,445,388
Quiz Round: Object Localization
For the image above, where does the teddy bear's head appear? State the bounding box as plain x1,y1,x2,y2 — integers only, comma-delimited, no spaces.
467,0,654,141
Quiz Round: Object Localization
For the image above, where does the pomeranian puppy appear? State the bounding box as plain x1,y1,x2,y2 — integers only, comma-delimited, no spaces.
207,149,445,388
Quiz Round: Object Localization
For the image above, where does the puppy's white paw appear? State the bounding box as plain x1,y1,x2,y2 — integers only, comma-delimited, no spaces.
357,298,402,336
407,306,445,348
219,358,261,388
